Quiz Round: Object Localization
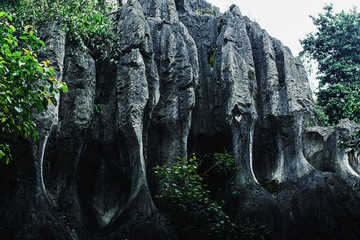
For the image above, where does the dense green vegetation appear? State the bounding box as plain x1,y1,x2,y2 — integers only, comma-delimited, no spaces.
197,7,218,16
301,4,360,153
300,4,360,126
1,0,121,62
0,11,67,163
0,0,120,163
154,153,268,240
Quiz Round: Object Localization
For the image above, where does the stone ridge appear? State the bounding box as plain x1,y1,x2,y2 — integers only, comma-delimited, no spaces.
0,1,360,240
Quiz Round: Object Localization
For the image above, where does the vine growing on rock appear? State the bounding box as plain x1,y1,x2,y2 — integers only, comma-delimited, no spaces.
207,46,217,68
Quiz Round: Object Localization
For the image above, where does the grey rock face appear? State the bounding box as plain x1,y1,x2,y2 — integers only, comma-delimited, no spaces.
0,21,73,240
1,1,360,240
304,119,360,177
174,0,218,14
244,15,314,182
181,5,314,184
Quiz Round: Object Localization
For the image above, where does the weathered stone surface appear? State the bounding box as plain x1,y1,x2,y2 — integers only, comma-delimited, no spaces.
1,1,360,240
0,21,73,240
244,13,314,183
265,172,360,240
139,0,179,22
304,119,360,178
174,0,218,14
180,5,314,184
144,0,198,168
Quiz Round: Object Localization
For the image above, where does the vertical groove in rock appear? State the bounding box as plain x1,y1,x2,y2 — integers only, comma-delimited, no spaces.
33,20,66,198
74,1,169,238
9,21,74,240
245,14,313,182
43,46,96,239
146,1,198,167
217,6,258,183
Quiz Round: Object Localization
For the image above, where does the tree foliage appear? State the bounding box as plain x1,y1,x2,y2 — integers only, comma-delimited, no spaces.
1,0,121,62
0,11,67,164
0,0,121,164
154,153,268,240
300,4,360,125
154,154,238,239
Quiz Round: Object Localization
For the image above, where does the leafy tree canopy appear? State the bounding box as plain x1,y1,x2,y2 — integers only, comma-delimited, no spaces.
300,4,360,125
0,0,121,164
1,0,121,62
0,11,67,164
301,4,360,86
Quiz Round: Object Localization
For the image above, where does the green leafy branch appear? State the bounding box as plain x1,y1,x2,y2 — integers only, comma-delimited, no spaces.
154,153,268,239
0,11,67,164
2,0,121,62
154,154,239,239
197,8,218,16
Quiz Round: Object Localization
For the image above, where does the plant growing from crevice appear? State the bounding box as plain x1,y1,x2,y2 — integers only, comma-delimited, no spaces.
197,8,218,16
261,179,279,194
229,4,236,11
59,215,71,226
207,46,216,68
94,104,102,113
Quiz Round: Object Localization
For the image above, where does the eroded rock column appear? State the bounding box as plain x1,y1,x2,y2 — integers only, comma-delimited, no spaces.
247,16,313,183
142,0,199,165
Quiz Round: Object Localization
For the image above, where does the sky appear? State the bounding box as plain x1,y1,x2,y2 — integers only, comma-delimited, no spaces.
206,0,360,56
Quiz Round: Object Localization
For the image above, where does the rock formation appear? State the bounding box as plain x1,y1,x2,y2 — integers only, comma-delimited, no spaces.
1,0,360,239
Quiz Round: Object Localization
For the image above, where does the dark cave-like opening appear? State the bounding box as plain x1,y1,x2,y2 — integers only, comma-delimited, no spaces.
252,120,279,184
187,129,234,199
76,138,131,234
